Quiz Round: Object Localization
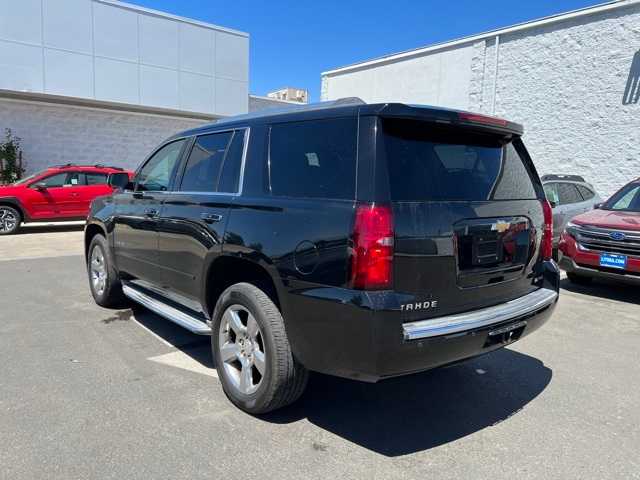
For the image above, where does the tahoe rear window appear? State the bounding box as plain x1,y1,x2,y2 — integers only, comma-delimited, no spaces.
269,118,357,200
382,119,538,201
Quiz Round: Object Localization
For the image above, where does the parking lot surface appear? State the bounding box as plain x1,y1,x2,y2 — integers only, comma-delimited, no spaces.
1,230,639,480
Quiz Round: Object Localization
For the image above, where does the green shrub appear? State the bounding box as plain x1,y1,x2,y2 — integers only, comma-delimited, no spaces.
0,129,25,184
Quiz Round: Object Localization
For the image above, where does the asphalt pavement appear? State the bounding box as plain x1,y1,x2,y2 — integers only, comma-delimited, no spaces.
0,229,638,479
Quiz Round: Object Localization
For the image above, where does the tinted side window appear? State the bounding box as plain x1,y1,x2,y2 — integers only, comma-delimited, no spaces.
180,132,233,192
136,140,185,192
66,172,83,186
269,118,357,200
39,173,68,187
84,172,108,185
557,183,582,205
218,130,246,193
577,185,594,200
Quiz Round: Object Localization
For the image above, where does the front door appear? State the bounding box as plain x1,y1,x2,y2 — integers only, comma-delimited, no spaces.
23,171,84,219
113,139,187,286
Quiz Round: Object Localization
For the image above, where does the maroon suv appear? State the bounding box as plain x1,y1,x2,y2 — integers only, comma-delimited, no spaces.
559,178,640,285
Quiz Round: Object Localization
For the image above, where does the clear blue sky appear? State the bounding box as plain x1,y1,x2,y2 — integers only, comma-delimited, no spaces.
129,0,605,101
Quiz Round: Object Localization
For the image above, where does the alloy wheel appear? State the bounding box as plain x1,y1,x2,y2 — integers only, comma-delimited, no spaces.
90,246,108,296
218,304,266,395
0,208,18,233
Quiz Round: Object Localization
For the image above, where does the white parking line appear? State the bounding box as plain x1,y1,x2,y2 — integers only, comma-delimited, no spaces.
130,316,175,348
148,350,218,378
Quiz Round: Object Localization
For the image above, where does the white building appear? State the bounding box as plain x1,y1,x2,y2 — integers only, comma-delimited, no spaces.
321,0,640,197
0,0,249,172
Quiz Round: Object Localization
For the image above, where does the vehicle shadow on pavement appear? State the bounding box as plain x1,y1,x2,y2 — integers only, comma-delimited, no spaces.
560,278,639,305
265,349,551,456
128,307,552,457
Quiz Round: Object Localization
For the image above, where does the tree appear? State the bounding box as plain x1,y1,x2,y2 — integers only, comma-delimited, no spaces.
0,129,25,184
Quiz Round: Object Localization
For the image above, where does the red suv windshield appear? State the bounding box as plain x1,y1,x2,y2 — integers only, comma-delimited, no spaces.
602,182,640,212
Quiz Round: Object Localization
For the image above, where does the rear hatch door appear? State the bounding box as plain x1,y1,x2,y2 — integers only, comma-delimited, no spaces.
378,117,545,320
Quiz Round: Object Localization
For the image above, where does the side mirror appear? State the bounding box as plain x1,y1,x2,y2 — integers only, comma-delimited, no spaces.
593,203,602,210
33,182,47,190
108,172,131,190
548,199,558,209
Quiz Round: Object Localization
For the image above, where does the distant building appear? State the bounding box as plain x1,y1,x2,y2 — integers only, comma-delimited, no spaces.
249,94,305,112
267,87,309,104
321,0,640,197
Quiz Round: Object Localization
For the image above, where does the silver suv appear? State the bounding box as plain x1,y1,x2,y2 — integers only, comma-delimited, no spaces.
542,174,602,247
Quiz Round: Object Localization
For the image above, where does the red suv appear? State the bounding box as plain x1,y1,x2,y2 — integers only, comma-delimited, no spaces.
0,164,132,235
559,178,640,285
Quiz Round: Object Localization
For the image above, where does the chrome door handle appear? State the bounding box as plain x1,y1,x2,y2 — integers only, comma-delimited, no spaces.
144,208,159,218
201,213,223,223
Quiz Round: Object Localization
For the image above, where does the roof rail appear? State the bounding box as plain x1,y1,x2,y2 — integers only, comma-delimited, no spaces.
540,174,586,183
51,163,124,171
209,97,366,127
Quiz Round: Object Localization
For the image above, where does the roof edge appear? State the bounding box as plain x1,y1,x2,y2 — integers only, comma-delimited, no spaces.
322,0,639,76
95,0,249,37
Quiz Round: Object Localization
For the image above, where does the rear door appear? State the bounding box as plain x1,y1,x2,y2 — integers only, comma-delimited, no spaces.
157,129,246,309
76,171,112,216
378,118,545,320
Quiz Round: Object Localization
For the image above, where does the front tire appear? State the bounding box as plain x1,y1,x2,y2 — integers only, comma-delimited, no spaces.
212,282,308,414
0,206,21,235
567,272,593,285
87,234,127,308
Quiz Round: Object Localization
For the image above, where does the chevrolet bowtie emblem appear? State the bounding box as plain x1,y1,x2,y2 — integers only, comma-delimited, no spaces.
491,220,511,233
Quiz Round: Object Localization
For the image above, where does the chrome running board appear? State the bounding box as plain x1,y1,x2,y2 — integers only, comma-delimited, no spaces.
122,284,211,335
403,288,558,340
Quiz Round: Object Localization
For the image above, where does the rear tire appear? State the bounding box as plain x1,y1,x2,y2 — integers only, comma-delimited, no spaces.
0,205,21,235
212,282,308,414
567,272,593,285
87,234,127,308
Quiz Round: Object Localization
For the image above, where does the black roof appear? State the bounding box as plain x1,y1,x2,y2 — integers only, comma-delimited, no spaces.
169,98,524,141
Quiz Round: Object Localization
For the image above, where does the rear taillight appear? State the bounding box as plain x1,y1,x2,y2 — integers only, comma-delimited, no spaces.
350,204,394,290
541,199,553,261
458,112,509,127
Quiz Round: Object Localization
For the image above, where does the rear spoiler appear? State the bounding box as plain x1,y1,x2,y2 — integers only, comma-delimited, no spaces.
368,103,524,136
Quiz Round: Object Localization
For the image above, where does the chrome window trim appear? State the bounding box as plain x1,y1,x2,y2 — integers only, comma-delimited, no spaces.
402,288,558,341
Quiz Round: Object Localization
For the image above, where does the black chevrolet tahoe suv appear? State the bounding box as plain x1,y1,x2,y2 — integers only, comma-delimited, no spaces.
85,99,560,414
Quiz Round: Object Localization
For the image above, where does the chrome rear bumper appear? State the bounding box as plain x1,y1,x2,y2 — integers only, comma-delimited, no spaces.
402,288,558,341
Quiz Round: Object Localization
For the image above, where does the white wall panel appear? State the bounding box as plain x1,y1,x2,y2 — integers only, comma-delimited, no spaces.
215,77,248,116
43,0,92,54
0,0,42,45
94,57,138,104
180,23,214,76
140,64,179,109
216,33,248,80
180,72,214,113
93,2,138,62
139,14,179,69
44,49,93,98
0,41,43,92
